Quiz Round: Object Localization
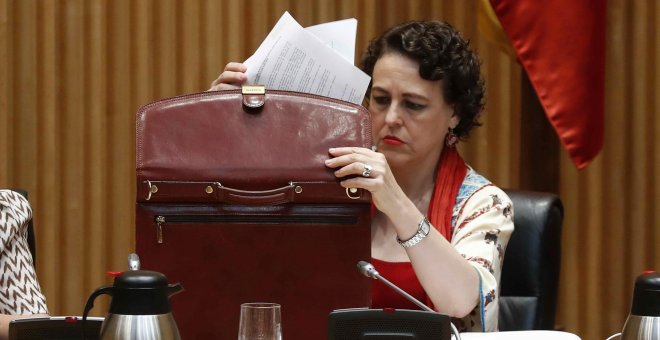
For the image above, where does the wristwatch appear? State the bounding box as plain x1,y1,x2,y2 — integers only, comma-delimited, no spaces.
397,216,431,248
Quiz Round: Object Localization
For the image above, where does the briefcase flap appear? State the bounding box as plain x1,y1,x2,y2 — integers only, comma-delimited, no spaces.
136,89,372,203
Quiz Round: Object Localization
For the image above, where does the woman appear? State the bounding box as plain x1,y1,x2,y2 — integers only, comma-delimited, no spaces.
0,190,48,339
210,20,513,332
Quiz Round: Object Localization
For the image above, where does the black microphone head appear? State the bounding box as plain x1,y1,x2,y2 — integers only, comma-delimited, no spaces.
357,260,378,278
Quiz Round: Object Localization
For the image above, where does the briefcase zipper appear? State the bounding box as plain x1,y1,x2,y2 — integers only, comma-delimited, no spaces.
154,214,358,244
155,215,166,243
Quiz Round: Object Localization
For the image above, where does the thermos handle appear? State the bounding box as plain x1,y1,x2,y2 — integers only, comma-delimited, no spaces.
81,286,113,340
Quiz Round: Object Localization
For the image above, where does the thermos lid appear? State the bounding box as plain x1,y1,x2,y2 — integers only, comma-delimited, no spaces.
114,270,168,289
109,270,179,315
630,272,660,316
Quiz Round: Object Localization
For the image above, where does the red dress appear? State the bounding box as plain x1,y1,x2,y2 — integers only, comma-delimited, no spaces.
370,258,428,310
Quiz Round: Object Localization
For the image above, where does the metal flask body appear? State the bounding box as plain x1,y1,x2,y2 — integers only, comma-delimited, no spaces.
83,270,184,340
621,272,660,340
100,314,181,340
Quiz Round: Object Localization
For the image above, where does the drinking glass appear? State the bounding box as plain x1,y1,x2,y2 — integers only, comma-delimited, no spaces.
238,302,282,340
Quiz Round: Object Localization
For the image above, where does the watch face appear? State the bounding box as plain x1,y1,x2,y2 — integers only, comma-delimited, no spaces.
421,218,430,234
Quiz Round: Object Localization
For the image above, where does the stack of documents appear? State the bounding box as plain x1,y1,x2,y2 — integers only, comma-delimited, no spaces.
244,12,371,105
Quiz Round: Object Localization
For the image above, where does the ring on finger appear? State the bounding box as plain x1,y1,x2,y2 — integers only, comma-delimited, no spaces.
362,164,373,178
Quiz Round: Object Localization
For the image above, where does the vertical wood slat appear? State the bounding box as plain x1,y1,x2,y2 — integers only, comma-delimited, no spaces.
654,0,660,274
154,0,178,98
598,0,628,336
202,0,222,89
60,0,86,312
13,1,37,189
629,0,649,277
557,152,580,331
640,0,657,269
225,0,247,63
180,0,200,94
644,1,657,267
586,160,604,338
245,0,268,57
35,0,61,314
313,0,336,25
0,0,7,185
85,0,109,305
106,0,133,289
133,0,154,105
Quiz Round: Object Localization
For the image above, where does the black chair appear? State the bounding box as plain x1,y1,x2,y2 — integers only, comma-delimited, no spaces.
10,189,37,266
499,189,563,331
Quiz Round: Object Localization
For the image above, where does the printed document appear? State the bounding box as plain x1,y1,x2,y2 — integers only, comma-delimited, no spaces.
244,12,371,105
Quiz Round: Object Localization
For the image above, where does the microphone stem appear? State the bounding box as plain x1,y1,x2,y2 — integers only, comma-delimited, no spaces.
374,273,434,312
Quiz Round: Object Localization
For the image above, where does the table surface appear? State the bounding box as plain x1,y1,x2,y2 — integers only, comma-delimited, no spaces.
458,331,581,340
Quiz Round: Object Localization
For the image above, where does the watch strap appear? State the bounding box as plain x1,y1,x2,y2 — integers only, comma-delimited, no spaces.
397,216,431,248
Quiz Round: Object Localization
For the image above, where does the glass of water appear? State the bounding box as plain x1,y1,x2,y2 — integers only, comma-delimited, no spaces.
237,302,282,340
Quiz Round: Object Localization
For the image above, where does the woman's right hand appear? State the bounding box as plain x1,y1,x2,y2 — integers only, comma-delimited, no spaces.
208,62,248,91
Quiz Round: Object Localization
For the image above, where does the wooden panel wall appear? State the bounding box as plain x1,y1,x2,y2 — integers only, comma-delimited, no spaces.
556,0,660,339
0,0,7,181
3,1,657,339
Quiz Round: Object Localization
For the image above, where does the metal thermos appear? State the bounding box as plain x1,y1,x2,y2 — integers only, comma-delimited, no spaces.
621,272,660,339
82,269,184,340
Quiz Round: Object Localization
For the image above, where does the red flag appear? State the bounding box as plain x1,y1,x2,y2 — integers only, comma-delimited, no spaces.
489,0,606,169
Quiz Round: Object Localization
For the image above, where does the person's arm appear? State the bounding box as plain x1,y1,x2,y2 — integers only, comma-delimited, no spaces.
389,185,513,322
382,194,484,317
0,190,50,339
447,186,514,330
325,147,481,317
0,313,49,340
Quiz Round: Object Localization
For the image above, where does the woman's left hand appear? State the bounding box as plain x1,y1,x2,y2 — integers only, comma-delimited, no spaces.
325,147,406,216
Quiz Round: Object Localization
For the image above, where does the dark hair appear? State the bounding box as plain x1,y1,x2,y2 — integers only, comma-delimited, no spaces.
361,21,485,140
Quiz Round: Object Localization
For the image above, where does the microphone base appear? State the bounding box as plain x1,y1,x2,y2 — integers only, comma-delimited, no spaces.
328,308,451,340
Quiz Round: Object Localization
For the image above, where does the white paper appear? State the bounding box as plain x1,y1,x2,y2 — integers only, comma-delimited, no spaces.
243,12,370,105
305,18,357,63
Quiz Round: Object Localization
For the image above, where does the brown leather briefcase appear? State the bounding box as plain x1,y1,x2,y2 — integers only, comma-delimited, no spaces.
135,88,372,339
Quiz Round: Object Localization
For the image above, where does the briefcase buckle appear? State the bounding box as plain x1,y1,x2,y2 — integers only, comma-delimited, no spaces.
242,85,266,109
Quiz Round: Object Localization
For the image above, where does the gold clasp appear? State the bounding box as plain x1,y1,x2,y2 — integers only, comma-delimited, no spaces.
346,187,361,199
145,180,158,200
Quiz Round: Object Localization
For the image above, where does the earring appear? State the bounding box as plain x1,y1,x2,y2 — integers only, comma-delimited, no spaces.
445,128,458,148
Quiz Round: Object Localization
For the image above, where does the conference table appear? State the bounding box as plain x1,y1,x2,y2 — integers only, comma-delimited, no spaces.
8,315,584,339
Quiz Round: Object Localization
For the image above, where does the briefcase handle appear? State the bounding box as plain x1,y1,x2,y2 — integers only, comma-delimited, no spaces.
218,184,294,205
140,180,366,204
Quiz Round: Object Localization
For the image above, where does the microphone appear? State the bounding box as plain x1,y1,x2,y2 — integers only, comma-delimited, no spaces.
356,260,378,279
357,261,433,312
357,260,462,340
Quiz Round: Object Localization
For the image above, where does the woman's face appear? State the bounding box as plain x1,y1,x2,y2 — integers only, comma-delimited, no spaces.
369,53,459,172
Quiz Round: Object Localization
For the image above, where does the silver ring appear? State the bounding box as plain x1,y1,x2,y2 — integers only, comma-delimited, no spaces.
362,164,373,178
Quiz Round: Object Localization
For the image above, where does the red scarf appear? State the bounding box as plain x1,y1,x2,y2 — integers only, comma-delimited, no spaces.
427,146,468,241
425,146,468,311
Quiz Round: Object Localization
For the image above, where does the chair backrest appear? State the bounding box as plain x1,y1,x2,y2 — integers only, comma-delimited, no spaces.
499,189,563,331
10,189,37,265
